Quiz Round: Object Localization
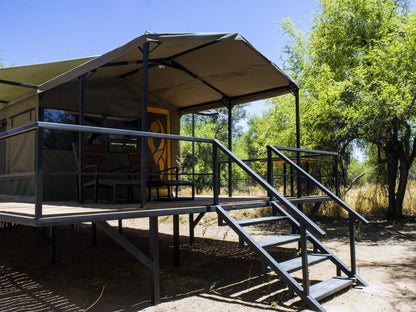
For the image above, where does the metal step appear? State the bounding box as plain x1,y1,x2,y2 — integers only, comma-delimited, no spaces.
286,196,332,204
237,215,287,227
256,234,301,249
310,277,353,301
280,254,330,273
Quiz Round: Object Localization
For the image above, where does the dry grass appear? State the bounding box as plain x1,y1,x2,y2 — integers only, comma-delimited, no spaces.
178,181,416,219
320,181,416,218
343,184,389,218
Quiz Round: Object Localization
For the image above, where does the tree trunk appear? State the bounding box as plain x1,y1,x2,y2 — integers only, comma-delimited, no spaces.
394,158,409,219
385,136,416,220
385,145,399,219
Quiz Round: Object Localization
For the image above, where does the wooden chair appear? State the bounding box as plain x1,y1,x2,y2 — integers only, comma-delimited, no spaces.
72,143,140,203
126,146,194,200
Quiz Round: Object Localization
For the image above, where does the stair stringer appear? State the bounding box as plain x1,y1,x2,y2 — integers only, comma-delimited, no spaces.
270,201,367,287
216,205,325,312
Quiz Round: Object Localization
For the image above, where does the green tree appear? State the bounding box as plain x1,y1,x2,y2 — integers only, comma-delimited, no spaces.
180,106,248,192
242,95,297,174
279,0,416,219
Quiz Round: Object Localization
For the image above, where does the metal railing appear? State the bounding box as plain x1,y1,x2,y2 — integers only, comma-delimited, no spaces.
267,145,340,198
0,121,327,237
212,140,325,237
267,145,369,275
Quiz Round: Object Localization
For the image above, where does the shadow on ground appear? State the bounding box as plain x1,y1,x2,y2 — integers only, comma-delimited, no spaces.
1,218,415,311
0,224,309,312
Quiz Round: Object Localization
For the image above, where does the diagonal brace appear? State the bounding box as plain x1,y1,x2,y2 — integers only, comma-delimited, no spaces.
96,221,154,270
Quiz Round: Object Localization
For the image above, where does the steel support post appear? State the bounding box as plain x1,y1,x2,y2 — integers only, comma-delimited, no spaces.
35,127,44,219
189,212,205,246
173,214,180,266
349,213,357,275
295,88,301,150
118,220,123,234
149,216,160,305
191,114,195,191
213,143,219,205
96,220,160,304
50,225,56,264
300,224,309,295
78,74,86,203
227,105,233,197
294,88,303,213
140,41,150,207
290,166,294,197
91,222,97,246
283,163,287,196
267,147,273,200
335,155,340,197
189,213,194,246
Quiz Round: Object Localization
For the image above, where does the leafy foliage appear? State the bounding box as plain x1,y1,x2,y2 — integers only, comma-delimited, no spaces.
180,106,250,192
276,0,416,218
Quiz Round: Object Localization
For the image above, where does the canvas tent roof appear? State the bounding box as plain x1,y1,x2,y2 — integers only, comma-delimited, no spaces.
0,32,297,113
0,57,94,108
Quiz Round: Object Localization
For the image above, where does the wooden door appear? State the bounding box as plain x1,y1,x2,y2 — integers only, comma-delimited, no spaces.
147,108,171,196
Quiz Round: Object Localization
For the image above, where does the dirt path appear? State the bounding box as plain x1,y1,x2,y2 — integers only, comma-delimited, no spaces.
0,217,415,311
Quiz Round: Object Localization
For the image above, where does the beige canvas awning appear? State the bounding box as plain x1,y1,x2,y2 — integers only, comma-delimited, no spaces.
0,57,94,107
0,32,297,113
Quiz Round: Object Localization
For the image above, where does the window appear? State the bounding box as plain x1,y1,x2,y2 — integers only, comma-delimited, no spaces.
43,109,139,151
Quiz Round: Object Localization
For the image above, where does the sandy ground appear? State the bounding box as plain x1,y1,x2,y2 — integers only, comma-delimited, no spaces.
0,214,415,312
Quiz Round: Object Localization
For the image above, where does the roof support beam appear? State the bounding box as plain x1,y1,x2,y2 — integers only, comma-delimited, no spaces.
78,74,87,204
140,41,150,208
178,85,292,115
166,40,221,60
0,79,39,89
227,102,233,198
155,59,228,99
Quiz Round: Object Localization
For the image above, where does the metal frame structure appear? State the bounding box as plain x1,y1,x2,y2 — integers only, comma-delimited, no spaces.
0,120,369,311
0,33,368,311
267,146,340,198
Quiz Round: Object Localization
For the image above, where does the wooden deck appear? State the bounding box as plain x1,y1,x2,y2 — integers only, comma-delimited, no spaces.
0,195,271,226
0,194,332,227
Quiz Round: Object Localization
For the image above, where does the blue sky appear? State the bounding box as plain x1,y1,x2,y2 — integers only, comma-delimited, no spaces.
0,0,318,120
0,0,318,67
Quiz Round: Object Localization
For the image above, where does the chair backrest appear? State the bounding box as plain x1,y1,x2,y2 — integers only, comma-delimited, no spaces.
126,146,165,181
126,146,141,173
72,143,110,174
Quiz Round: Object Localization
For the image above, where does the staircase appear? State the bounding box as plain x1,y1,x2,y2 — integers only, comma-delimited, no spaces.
211,142,368,312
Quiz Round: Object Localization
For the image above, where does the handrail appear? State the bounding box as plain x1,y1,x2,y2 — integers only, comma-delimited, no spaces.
268,145,368,224
214,140,325,237
2,122,327,236
0,121,214,143
0,122,38,140
273,145,338,156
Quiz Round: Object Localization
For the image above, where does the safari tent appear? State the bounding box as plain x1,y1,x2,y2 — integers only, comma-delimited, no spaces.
0,32,368,312
0,32,297,201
